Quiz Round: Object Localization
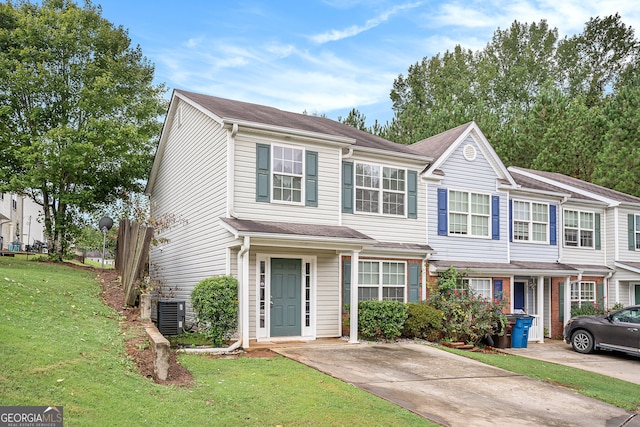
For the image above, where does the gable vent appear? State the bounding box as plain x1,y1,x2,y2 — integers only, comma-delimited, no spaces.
463,144,477,161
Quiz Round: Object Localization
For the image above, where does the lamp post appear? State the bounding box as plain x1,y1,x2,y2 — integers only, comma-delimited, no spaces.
98,217,113,269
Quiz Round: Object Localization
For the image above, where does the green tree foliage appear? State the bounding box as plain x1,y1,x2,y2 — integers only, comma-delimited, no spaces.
592,72,640,195
385,15,640,195
338,108,368,131
0,0,167,260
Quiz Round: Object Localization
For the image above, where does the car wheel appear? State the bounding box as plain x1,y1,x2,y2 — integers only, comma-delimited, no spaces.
571,330,594,354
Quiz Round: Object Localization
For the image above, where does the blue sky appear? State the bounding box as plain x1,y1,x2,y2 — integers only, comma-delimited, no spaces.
96,0,640,126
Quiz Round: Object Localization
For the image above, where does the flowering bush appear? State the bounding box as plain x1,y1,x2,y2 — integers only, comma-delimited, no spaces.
428,267,507,345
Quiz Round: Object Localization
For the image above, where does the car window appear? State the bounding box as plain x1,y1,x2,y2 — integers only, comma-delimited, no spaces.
612,309,640,324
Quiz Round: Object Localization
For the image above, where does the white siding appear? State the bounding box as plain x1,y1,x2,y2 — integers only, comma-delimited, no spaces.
149,100,234,320
234,133,340,225
341,153,426,244
427,136,509,262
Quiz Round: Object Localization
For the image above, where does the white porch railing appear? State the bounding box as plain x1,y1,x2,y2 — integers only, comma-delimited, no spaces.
527,314,542,342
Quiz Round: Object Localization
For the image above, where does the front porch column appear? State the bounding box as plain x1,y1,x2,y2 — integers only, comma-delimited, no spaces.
615,279,620,307
564,275,571,329
537,276,544,343
349,250,360,343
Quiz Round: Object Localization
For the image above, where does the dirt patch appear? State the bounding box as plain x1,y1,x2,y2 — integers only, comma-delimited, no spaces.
96,269,194,386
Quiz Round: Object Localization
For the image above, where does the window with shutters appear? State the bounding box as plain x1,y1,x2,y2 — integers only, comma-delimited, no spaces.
272,145,303,203
571,281,595,305
460,278,492,299
448,190,490,237
635,215,640,250
564,210,594,248
512,200,548,243
357,260,406,302
355,162,405,216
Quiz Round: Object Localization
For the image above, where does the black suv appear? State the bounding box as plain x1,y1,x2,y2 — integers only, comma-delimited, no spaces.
564,305,640,355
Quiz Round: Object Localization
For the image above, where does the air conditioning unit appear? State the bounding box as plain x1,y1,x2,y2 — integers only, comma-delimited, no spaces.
157,300,185,335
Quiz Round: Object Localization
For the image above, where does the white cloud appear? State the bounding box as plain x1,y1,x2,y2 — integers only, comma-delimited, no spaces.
310,1,424,44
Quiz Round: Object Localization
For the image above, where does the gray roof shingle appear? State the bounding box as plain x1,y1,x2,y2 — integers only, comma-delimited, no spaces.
176,89,423,157
220,217,374,241
409,122,472,159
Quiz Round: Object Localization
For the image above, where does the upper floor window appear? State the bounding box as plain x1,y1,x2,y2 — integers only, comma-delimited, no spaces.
256,143,317,207
449,190,490,237
513,200,548,243
564,210,593,248
11,195,17,210
358,260,406,302
355,163,405,216
635,215,640,250
272,146,303,203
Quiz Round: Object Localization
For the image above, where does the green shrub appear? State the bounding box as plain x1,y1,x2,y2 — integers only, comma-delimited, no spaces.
191,276,238,347
402,303,444,341
571,302,605,317
357,300,407,340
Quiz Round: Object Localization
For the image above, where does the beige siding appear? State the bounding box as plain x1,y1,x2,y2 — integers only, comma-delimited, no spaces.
233,132,340,225
149,100,234,321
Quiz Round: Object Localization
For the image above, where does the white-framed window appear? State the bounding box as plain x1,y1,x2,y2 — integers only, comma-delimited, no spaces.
272,145,303,203
564,209,594,248
11,194,17,210
462,278,492,299
449,190,490,237
513,200,548,243
357,260,406,302
355,163,405,216
571,281,595,304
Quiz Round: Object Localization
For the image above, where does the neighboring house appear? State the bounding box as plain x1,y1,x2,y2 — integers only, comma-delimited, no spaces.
147,89,640,346
0,193,46,251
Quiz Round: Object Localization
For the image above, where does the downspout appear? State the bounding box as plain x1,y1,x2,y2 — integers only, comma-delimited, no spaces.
228,123,240,219
604,270,613,310
239,236,250,348
183,235,248,355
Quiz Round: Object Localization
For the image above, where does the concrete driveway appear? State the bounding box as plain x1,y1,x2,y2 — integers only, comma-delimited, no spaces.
273,342,639,427
501,339,640,385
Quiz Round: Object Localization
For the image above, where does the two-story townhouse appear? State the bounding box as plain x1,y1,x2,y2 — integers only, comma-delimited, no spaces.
510,167,640,333
0,194,48,253
410,123,592,342
146,90,434,347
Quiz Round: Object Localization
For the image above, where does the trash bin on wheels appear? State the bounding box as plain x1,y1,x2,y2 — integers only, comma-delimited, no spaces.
511,316,533,348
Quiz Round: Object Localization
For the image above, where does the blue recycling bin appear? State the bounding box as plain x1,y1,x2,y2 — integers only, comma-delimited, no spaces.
511,316,533,348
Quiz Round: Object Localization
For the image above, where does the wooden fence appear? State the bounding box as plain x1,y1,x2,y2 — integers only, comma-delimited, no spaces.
116,219,153,307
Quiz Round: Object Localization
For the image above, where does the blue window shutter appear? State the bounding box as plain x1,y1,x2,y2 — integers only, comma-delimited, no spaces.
408,263,420,302
256,144,270,202
628,214,635,251
305,151,318,207
493,279,503,302
509,199,513,242
550,204,557,246
407,170,418,219
437,188,447,236
559,281,565,322
343,259,351,311
342,161,353,213
594,213,601,250
491,195,500,240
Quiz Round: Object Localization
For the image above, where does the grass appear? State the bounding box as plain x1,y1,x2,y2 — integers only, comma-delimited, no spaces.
442,347,640,411
0,257,433,426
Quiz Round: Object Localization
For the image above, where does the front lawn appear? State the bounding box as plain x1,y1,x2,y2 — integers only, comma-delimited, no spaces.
443,347,640,411
0,257,432,426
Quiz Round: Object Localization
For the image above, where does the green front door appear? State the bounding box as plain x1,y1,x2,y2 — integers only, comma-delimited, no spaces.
635,285,640,305
271,258,301,337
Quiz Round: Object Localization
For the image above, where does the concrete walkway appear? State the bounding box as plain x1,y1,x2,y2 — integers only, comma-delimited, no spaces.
273,342,639,427
501,339,640,385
